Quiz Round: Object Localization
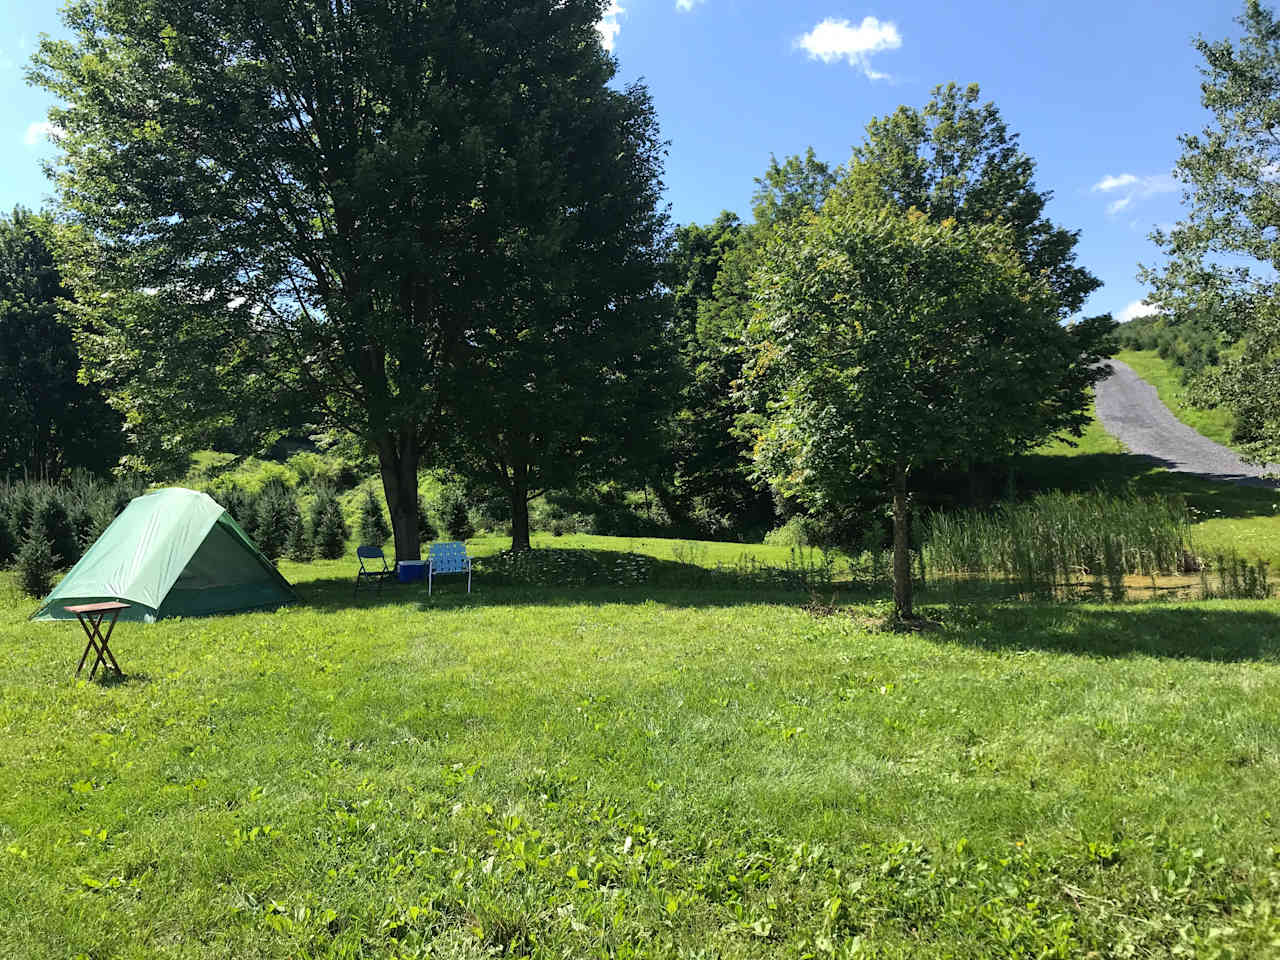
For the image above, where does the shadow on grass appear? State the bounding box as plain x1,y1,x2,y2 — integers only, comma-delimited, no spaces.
292,575,841,613
933,602,1280,662
290,547,866,613
1016,450,1280,519
85,670,152,688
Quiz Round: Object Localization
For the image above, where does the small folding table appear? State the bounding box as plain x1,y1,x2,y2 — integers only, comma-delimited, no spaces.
64,601,129,680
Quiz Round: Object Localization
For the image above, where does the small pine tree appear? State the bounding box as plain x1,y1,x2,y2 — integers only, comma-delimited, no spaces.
220,485,252,535
446,500,475,540
69,502,97,556
254,488,292,563
7,484,37,541
358,489,391,546
284,497,312,562
34,492,79,569
315,494,348,559
17,519,58,597
417,495,437,543
0,510,14,566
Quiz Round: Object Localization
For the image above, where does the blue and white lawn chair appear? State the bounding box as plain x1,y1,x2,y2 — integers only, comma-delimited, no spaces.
427,541,473,595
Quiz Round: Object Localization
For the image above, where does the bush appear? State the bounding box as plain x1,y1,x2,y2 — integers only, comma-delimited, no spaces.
17,520,57,597
312,489,348,559
34,492,78,569
254,487,294,562
6,484,37,541
69,501,98,556
358,489,391,546
0,511,12,566
417,495,437,543
433,484,475,541
284,497,312,562
218,484,254,537
763,516,811,548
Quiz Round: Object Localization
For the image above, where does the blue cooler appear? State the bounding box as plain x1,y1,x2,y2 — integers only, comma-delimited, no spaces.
397,560,426,583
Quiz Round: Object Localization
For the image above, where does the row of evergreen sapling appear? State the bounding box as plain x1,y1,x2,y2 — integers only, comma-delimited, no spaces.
0,475,147,596
218,481,351,563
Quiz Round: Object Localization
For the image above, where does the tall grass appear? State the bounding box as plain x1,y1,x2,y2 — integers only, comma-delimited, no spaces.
924,492,1195,595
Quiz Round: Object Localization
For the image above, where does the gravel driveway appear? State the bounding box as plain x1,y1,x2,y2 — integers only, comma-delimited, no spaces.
1094,359,1279,488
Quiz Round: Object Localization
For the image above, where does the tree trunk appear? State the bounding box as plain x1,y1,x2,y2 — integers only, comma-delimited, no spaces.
892,463,913,621
376,426,420,564
510,472,531,552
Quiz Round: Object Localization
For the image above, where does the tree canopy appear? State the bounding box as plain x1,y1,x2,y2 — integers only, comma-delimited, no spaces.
33,0,662,557
0,207,122,480
746,201,1104,620
1141,0,1280,463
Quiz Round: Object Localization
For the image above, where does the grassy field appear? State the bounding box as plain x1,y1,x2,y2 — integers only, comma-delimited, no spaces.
4,545,1280,958
4,403,1280,957
1114,349,1239,450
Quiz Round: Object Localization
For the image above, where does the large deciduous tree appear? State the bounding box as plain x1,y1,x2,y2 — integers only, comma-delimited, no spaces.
437,103,672,553
0,208,122,479
33,0,658,561
657,151,838,538
1140,0,1280,463
845,83,1101,320
746,206,1096,622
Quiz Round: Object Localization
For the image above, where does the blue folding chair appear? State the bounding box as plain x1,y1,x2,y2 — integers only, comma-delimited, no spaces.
428,541,473,595
354,545,393,597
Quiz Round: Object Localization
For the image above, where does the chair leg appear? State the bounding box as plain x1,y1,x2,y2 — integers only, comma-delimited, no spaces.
468,568,472,593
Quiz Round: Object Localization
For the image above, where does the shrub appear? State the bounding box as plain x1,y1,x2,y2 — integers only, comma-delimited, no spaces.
17,519,57,597
34,492,79,569
6,484,37,541
417,495,437,543
358,489,391,546
0,511,14,566
284,500,313,562
763,516,811,548
312,489,348,560
254,487,294,562
433,484,475,541
218,484,254,536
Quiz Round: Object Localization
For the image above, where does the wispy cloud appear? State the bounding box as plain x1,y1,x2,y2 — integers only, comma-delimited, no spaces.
675,0,704,9
1117,300,1158,324
596,1,624,51
23,120,61,147
1092,172,1177,216
794,16,902,80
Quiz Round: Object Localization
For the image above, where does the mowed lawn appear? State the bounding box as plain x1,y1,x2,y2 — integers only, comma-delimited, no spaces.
4,552,1280,958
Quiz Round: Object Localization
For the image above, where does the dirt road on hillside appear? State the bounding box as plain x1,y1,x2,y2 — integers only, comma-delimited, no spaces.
1093,359,1279,488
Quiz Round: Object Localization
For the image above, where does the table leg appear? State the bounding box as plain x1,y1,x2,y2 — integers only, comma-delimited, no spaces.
98,611,124,677
74,613,98,678
76,611,124,680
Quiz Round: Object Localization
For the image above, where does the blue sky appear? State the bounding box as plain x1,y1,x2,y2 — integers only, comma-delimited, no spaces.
1,1,1246,323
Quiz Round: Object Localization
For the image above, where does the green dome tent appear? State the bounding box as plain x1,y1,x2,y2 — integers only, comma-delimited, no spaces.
31,488,297,622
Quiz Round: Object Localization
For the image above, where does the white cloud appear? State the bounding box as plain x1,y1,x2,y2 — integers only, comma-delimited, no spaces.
1117,300,1158,324
675,0,704,9
596,1,624,51
23,120,61,146
794,16,902,80
1092,171,1177,216
1093,173,1138,192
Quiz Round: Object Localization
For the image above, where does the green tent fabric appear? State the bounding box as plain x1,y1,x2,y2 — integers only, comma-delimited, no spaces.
31,487,297,622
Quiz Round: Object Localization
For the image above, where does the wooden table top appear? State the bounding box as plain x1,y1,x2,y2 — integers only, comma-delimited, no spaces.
64,601,131,615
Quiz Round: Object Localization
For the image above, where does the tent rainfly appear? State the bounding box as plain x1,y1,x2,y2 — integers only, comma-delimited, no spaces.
31,488,297,623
